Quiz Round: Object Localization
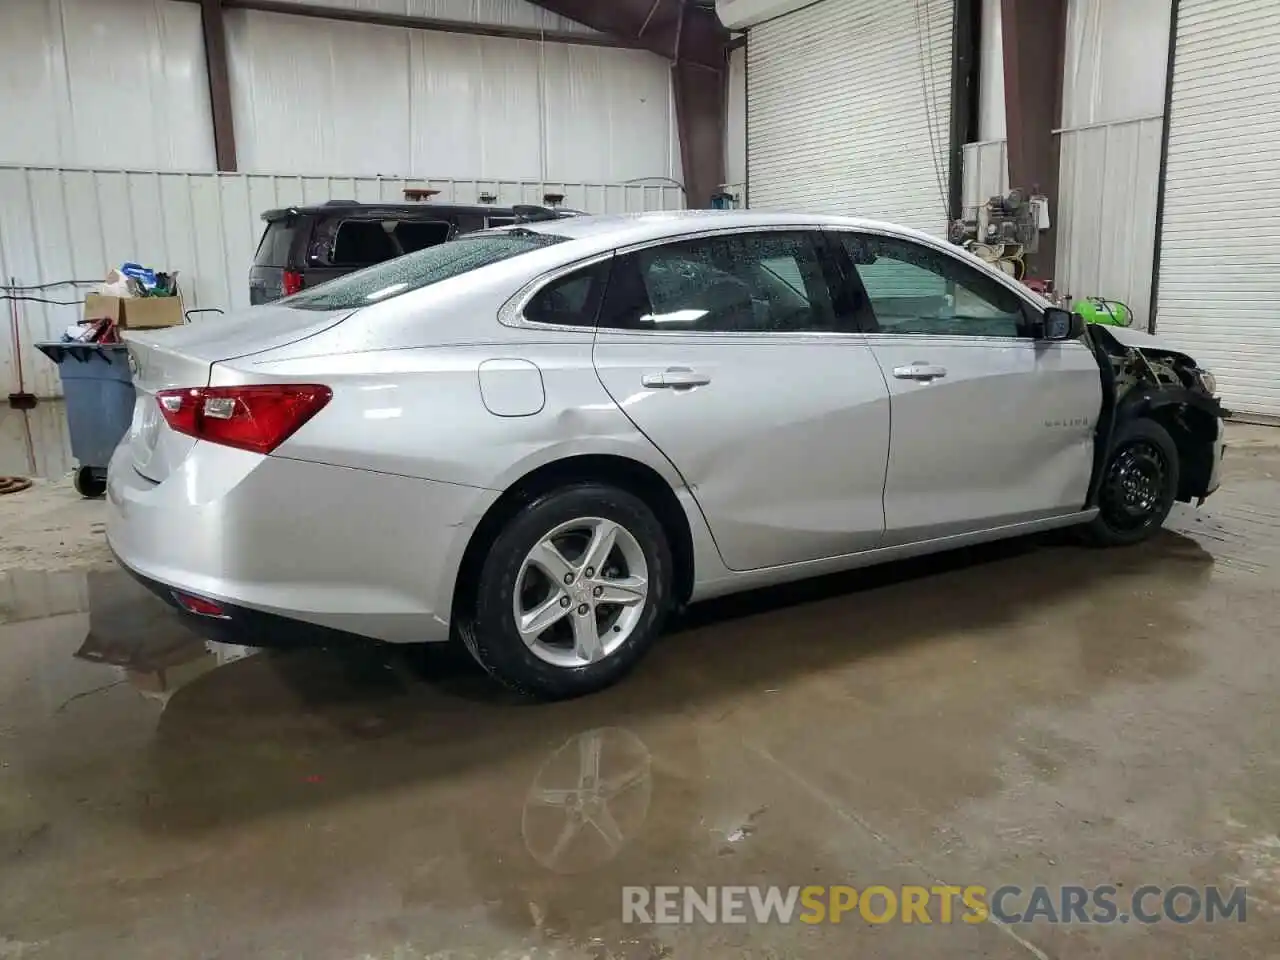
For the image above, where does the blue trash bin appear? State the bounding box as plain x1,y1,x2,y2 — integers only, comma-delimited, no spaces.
36,342,136,498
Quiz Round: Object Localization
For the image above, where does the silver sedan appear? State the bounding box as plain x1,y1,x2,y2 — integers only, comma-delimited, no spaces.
107,211,1224,698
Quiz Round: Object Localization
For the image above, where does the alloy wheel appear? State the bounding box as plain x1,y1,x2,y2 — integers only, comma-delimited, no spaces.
513,516,649,668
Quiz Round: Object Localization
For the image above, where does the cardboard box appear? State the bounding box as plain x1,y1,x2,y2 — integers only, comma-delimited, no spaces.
82,293,122,324
122,296,184,329
83,293,184,329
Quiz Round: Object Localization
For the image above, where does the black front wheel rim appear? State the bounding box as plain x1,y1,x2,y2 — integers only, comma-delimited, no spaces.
1101,440,1169,531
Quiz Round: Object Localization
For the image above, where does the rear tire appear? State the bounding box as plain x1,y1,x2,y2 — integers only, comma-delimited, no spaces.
461,483,673,700
1084,418,1180,546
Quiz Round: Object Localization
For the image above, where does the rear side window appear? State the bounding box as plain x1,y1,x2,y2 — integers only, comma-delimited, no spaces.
255,220,296,267
286,231,568,311
599,231,837,333
524,261,610,327
332,220,399,266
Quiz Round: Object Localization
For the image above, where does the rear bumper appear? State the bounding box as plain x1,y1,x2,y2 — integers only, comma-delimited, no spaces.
105,442,499,644
112,545,373,648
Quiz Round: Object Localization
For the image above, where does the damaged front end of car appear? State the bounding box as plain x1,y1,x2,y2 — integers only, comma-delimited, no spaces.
1085,324,1226,507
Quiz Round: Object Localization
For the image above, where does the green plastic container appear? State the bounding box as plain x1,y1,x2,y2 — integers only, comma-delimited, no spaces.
1074,298,1132,327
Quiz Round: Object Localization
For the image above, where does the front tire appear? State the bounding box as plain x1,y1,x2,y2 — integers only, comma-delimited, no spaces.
1085,418,1180,546
461,483,673,700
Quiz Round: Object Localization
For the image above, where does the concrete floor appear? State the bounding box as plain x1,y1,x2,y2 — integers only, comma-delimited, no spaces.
1,405,1279,958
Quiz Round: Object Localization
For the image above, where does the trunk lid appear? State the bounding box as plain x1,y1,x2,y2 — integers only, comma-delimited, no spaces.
125,304,351,482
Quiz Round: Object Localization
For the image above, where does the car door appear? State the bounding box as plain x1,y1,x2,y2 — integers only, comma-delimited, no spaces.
829,229,1101,545
591,228,891,572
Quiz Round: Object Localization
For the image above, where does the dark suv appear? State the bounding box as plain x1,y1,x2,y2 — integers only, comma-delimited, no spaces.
249,201,569,304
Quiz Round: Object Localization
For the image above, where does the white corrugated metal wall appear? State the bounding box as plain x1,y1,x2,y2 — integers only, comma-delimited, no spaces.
0,166,683,398
745,0,954,235
1156,0,1280,420
2,0,681,182
226,9,681,183
0,0,687,397
962,0,1172,330
1056,0,1171,330
0,0,216,170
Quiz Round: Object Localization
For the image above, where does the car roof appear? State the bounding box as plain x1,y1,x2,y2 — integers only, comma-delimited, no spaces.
261,201,516,222
510,209,947,248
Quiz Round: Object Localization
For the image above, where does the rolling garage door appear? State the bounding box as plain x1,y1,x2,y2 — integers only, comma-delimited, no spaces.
746,0,954,235
1155,0,1280,419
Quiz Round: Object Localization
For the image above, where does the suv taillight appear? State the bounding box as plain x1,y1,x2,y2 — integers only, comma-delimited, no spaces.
282,269,304,296
156,385,332,454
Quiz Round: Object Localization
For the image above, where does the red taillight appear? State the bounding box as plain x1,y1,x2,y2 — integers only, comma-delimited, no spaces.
172,591,230,619
282,269,304,296
155,384,332,454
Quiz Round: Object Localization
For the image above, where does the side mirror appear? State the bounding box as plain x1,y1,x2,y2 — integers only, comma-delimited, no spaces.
1042,306,1085,341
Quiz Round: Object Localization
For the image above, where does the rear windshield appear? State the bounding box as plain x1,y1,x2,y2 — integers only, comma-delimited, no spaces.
285,231,567,311
255,219,296,267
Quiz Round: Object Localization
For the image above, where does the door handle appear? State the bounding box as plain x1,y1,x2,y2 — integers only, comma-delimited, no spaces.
642,367,711,389
892,363,947,381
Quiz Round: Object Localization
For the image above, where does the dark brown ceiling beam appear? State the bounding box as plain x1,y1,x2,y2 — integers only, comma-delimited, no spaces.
213,0,642,48
1001,0,1067,277
525,0,729,70
200,0,237,171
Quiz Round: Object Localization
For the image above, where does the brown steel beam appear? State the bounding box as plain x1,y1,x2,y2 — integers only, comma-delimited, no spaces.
674,59,726,208
200,0,237,171
947,0,980,223
526,0,728,70
214,0,641,48
1001,0,1067,277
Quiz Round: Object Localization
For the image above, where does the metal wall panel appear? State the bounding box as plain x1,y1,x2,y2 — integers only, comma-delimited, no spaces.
254,0,599,33
0,0,215,171
724,46,747,190
963,0,1170,328
960,139,1009,220
0,165,683,399
1156,0,1280,419
1056,117,1164,329
227,9,679,183
962,118,1162,328
1062,0,1174,127
977,0,1005,140
746,0,954,235
539,42,680,185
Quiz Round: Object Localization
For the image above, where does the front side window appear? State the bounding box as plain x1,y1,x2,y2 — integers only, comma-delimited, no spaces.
286,231,567,311
839,234,1027,338
600,231,837,333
